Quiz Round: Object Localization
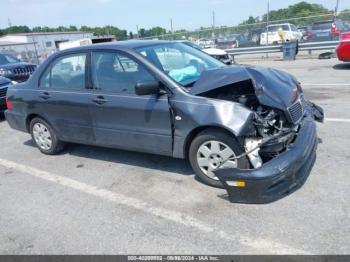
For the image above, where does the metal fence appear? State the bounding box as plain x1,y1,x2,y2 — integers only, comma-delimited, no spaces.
225,40,339,57
1,11,350,64
140,11,350,48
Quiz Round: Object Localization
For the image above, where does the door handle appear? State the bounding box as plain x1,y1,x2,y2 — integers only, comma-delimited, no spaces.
92,96,108,105
39,91,51,100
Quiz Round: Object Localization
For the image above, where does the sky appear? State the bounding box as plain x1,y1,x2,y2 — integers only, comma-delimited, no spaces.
1,0,349,33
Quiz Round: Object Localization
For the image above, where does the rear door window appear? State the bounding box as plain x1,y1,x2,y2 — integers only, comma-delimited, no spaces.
39,53,87,90
290,24,297,31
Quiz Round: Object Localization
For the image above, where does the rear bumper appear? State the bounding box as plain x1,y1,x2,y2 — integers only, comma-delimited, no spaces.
215,114,319,204
0,97,6,112
4,110,27,132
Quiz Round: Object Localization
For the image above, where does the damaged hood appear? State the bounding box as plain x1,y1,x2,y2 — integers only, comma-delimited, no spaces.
190,65,299,109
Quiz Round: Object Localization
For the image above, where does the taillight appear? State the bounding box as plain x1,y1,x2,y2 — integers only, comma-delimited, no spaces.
306,31,313,39
5,98,13,110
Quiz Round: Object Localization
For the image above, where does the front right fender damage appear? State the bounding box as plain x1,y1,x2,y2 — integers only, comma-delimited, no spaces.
170,68,324,203
170,95,255,159
214,104,323,204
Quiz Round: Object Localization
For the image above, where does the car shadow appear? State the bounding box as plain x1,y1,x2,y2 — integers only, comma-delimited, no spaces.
23,139,194,176
333,63,350,70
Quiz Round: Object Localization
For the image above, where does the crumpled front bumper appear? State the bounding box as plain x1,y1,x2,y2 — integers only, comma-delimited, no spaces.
214,104,322,204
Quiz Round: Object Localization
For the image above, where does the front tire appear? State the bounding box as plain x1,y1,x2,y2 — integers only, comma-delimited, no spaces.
30,117,65,155
189,130,250,188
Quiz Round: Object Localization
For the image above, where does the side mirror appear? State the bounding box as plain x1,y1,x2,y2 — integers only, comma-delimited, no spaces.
135,80,160,96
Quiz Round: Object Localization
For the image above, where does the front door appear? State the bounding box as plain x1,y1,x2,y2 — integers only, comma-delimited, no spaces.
89,51,173,156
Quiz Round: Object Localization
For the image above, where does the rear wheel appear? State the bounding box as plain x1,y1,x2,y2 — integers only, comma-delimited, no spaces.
189,130,250,188
30,117,65,155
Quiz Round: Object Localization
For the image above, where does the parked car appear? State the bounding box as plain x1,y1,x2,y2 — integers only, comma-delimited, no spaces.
5,40,323,203
260,23,302,45
309,19,348,42
215,34,251,49
0,53,37,82
0,76,12,113
246,28,264,46
297,26,312,41
195,38,215,48
336,31,350,62
180,40,233,65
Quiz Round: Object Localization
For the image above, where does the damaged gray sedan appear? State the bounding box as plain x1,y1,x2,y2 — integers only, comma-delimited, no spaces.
5,40,323,203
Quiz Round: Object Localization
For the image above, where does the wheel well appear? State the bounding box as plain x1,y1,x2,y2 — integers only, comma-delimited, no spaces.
183,126,237,159
25,114,41,132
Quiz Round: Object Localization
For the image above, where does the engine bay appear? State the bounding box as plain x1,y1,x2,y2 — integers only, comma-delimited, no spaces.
198,80,300,168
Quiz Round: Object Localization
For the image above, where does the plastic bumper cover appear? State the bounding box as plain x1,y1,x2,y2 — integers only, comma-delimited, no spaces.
214,115,318,204
4,110,27,132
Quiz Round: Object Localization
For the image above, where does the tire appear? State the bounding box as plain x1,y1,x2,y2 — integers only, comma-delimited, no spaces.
189,129,250,188
29,117,65,155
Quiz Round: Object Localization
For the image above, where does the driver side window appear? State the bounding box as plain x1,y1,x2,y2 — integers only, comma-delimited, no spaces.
91,51,155,94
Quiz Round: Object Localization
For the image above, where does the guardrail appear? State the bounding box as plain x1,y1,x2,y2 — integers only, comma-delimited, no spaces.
225,40,339,56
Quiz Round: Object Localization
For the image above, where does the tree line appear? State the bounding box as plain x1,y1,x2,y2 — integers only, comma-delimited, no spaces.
1,1,349,39
0,24,171,40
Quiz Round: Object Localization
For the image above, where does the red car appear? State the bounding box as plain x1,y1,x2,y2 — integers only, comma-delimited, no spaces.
336,32,350,62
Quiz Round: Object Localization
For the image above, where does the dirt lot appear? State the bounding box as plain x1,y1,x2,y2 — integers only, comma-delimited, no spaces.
0,58,349,254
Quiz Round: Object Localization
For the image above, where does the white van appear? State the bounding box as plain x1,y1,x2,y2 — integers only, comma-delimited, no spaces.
58,38,92,51
260,23,302,45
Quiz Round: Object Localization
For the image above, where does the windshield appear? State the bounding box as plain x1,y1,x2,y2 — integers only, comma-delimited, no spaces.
136,42,225,86
267,25,290,32
312,22,332,30
0,54,20,65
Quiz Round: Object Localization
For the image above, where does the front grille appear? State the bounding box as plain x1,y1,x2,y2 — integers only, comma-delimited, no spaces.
13,65,36,76
0,87,8,98
212,54,229,60
288,100,303,123
0,81,9,87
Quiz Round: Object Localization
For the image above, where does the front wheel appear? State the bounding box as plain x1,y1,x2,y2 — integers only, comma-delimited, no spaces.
189,130,250,188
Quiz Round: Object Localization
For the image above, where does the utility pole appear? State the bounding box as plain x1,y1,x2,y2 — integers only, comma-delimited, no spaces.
212,11,216,39
7,18,12,27
334,0,340,18
170,18,174,40
266,0,270,46
265,0,270,58
136,25,139,39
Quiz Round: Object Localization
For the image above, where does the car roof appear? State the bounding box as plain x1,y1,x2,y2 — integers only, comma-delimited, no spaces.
313,20,334,24
268,23,292,26
58,40,177,54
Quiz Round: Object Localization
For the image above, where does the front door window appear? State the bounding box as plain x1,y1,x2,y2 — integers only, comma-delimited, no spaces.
91,52,155,94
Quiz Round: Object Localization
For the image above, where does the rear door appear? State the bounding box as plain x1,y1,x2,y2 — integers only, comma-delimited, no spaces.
37,52,95,143
89,50,173,156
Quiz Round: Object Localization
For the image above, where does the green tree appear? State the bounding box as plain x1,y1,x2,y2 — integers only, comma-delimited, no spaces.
262,1,331,26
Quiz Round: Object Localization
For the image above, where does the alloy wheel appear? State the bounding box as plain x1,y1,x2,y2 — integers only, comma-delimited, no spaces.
32,123,52,150
196,140,237,180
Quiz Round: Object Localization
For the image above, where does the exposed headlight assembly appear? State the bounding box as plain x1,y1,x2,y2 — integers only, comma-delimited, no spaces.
0,68,12,75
